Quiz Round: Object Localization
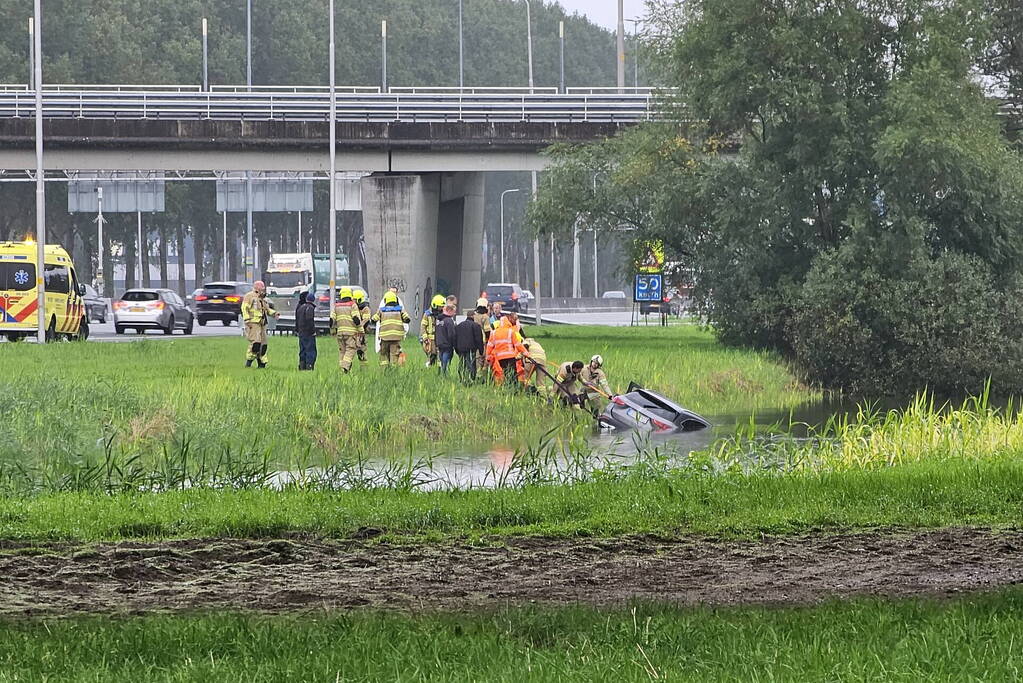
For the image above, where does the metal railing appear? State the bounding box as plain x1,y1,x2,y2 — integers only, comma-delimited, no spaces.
0,86,656,123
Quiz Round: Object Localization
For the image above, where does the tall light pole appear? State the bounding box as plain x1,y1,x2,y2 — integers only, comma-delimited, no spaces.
499,188,519,282
525,1,540,324
572,218,580,298
33,0,45,343
222,211,228,280
96,188,105,294
617,0,625,92
550,234,554,298
245,0,254,281
559,20,565,94
136,210,143,287
328,0,338,306
381,20,387,92
458,0,464,89
525,1,534,91
201,17,208,91
28,17,34,90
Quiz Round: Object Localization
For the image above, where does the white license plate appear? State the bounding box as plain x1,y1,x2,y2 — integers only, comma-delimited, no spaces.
626,407,649,424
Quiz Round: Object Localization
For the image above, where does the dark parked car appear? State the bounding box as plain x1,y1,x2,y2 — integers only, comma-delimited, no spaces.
82,284,108,323
194,282,252,326
484,282,525,314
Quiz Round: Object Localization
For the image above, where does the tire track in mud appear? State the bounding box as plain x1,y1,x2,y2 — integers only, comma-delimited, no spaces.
2,529,1022,616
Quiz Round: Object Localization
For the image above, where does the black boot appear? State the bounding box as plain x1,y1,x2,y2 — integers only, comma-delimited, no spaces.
245,359,253,368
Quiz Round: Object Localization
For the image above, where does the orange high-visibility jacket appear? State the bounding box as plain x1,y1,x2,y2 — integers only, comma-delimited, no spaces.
486,323,526,362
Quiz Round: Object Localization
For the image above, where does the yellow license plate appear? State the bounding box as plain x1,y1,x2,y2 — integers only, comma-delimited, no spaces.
130,307,145,313
211,299,224,303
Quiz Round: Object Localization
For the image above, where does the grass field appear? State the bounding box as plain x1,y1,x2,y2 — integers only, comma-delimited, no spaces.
2,591,1022,681
2,456,1021,542
0,325,814,493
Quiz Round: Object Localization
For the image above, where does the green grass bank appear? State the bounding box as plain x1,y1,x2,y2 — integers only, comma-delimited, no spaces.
0,326,812,476
3,591,1022,681
3,457,1021,542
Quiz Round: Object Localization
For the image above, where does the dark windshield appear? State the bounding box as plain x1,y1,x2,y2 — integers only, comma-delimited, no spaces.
0,262,36,292
486,286,513,297
266,272,308,289
122,290,159,302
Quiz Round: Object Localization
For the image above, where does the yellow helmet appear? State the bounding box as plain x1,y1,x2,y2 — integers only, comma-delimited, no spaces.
353,289,366,303
476,297,488,308
383,291,399,305
339,286,353,299
431,294,446,308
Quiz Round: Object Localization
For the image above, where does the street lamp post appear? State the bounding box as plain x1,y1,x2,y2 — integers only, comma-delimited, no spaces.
96,188,105,294
33,0,45,343
572,218,580,298
559,20,565,94
136,210,143,287
499,188,519,283
245,0,254,281
617,0,625,92
328,0,338,306
381,20,387,92
627,18,641,88
458,0,464,89
28,18,34,90
201,17,208,91
525,0,533,92
222,211,228,280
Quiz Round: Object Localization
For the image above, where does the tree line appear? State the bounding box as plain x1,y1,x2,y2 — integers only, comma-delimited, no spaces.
531,0,1023,396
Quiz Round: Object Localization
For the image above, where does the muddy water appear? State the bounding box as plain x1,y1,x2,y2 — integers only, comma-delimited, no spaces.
273,398,862,490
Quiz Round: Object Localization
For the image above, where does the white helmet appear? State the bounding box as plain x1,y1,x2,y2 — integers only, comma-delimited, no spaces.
590,354,603,368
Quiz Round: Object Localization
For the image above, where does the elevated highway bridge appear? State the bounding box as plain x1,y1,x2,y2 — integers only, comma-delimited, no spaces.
0,84,659,314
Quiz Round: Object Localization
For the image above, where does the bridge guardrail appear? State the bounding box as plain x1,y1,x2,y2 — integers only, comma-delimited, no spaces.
0,89,656,123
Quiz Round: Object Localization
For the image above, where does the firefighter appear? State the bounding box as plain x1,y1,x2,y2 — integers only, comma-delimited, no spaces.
485,315,529,387
472,297,492,378
353,288,372,366
580,354,613,410
330,286,363,373
373,291,411,367
521,337,548,391
555,360,586,406
241,280,277,368
420,294,445,367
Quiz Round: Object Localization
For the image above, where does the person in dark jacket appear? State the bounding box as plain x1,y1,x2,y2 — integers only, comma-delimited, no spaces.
454,311,485,383
296,291,318,371
435,304,457,374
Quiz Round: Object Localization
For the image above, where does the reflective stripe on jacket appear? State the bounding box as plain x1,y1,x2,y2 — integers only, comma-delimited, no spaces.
331,301,361,336
373,306,410,341
420,312,437,340
241,291,268,325
486,324,526,362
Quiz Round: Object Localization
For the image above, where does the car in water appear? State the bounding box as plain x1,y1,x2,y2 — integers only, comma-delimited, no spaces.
113,288,194,335
484,282,525,314
193,281,251,326
598,383,710,434
82,284,108,323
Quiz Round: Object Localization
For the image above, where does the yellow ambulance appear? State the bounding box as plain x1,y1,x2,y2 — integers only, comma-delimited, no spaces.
0,241,89,342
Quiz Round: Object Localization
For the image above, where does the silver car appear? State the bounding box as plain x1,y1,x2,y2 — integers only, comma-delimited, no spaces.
113,288,194,335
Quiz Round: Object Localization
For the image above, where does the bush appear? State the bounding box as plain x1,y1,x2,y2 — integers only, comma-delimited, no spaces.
788,247,1023,396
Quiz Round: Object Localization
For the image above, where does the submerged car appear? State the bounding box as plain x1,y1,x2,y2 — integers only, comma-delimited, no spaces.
598,382,710,433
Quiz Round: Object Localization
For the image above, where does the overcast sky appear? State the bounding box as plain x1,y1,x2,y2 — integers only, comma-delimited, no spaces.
555,0,647,30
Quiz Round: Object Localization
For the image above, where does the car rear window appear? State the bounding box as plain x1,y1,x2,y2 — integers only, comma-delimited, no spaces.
0,262,36,292
486,286,513,297
122,291,159,302
203,284,237,294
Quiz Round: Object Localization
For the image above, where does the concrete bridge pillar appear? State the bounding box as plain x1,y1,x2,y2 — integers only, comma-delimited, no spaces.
362,172,484,318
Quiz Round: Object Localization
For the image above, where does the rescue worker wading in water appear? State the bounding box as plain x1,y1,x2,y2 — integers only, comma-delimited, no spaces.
373,291,411,367
241,280,278,368
330,286,363,374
